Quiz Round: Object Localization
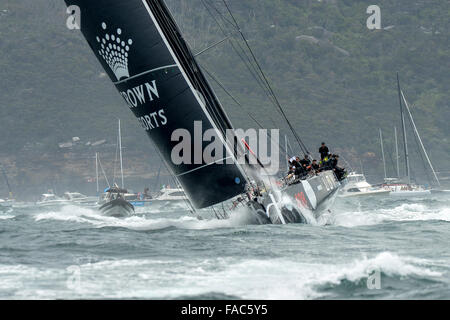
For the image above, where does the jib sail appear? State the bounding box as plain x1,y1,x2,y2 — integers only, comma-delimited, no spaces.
65,0,247,208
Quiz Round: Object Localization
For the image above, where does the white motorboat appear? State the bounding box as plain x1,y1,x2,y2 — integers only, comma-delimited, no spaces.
36,194,72,207
63,192,98,206
339,172,390,198
130,187,188,207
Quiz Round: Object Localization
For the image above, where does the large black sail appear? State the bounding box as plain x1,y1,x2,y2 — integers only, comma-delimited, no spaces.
65,0,247,208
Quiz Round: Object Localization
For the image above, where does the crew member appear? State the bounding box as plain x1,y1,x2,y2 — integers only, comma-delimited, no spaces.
319,142,329,161
329,154,338,169
307,159,320,173
331,155,346,180
300,155,311,168
143,187,152,199
290,156,301,170
321,154,332,170
294,156,306,178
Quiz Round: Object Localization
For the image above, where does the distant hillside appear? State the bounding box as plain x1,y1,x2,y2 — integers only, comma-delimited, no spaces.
0,0,448,186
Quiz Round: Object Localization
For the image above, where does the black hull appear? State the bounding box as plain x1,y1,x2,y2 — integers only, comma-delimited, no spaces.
247,171,340,225
99,198,135,217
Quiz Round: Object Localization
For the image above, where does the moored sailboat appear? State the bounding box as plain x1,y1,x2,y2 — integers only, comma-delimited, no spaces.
98,184,135,217
96,119,135,216
384,74,439,197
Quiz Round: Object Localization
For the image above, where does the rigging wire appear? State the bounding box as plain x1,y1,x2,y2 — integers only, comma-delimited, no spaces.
406,108,434,186
112,134,119,186
200,0,277,111
221,0,310,156
199,0,280,111
200,0,307,160
204,0,283,114
200,62,288,156
202,0,310,156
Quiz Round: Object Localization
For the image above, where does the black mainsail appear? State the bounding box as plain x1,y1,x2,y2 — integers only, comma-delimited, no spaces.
65,0,247,208
66,0,344,224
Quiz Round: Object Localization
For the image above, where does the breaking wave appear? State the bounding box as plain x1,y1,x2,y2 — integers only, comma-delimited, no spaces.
32,204,257,231
329,200,450,227
0,214,15,220
1,251,445,299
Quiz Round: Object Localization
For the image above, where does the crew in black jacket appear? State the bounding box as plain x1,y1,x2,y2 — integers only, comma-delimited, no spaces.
319,142,329,161
300,155,311,168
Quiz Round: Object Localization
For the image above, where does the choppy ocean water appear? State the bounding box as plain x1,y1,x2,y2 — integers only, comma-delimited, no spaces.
0,192,449,300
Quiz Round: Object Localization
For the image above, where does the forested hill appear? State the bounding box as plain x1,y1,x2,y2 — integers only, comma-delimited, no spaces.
0,0,449,180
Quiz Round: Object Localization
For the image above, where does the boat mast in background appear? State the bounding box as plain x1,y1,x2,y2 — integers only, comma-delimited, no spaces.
95,152,99,195
379,128,387,181
97,154,111,189
1,164,13,199
397,73,410,183
394,126,400,178
285,135,289,172
118,119,124,189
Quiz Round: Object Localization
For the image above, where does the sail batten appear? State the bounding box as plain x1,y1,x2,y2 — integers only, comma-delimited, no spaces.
66,0,247,208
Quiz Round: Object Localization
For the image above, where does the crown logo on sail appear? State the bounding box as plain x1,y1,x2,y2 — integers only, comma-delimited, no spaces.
96,22,133,81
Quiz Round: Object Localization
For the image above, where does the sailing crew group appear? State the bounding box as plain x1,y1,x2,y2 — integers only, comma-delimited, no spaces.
286,142,346,182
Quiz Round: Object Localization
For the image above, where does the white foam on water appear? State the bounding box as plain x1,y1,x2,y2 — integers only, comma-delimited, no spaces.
32,204,255,231
196,252,443,300
31,196,450,230
0,214,15,220
1,251,443,299
34,205,104,224
330,201,450,227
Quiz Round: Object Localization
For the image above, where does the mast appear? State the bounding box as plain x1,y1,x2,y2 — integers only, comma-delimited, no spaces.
397,73,410,183
400,91,441,187
394,127,400,178
95,152,99,194
1,164,13,199
285,135,289,172
154,161,163,192
379,129,387,180
97,154,111,189
118,119,124,188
